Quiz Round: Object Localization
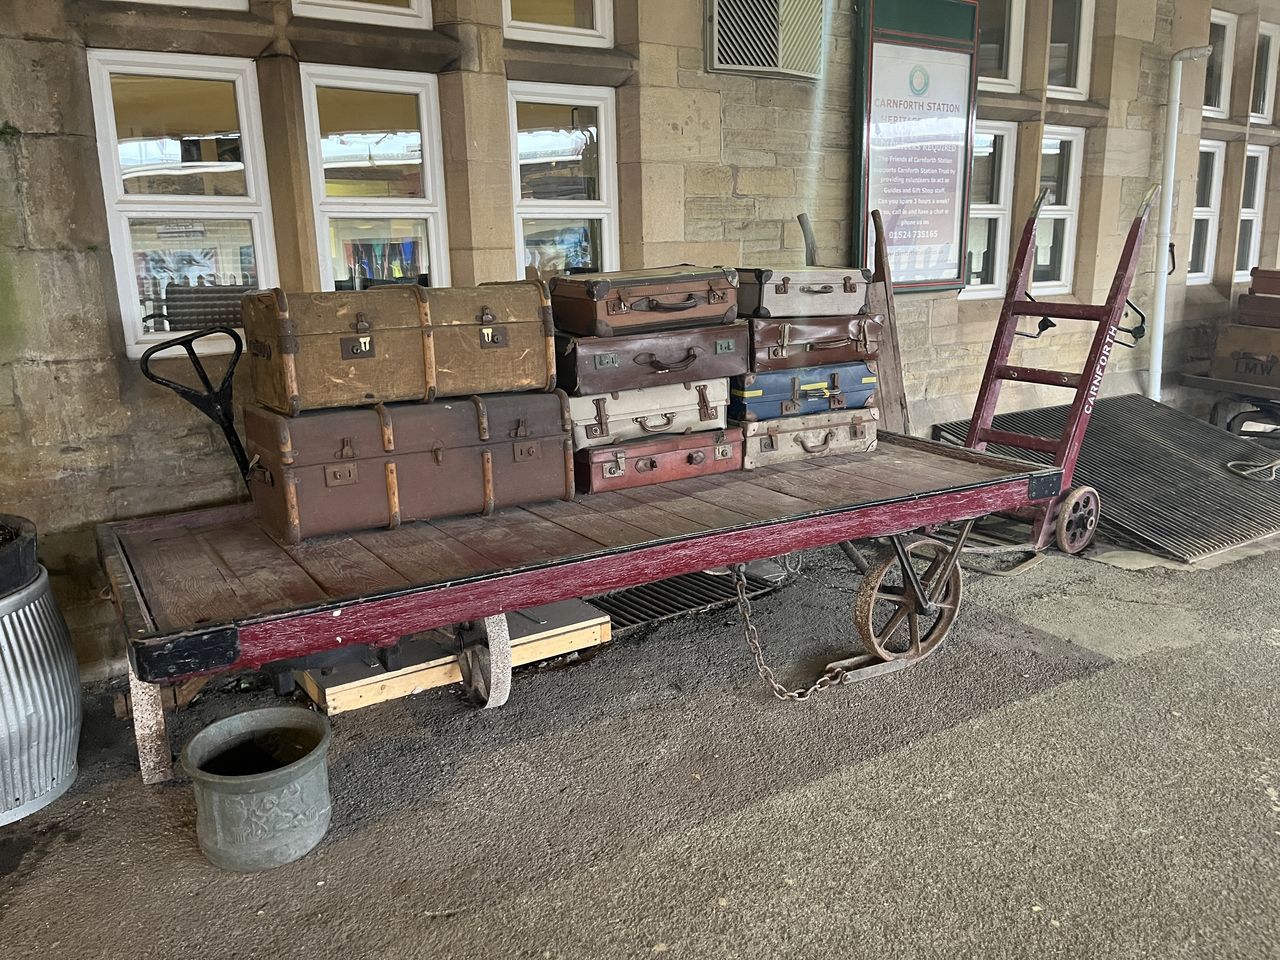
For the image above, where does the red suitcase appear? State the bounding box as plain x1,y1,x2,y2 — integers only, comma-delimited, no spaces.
574,428,744,493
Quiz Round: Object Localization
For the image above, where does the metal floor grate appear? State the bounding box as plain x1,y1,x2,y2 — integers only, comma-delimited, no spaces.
590,570,778,632
933,393,1280,563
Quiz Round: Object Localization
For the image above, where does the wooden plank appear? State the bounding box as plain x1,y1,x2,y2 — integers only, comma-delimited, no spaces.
117,525,249,632
195,523,328,614
286,536,410,599
352,523,495,584
565,491,707,539
612,484,758,529
523,498,656,548
430,507,608,568
745,461,897,507
675,474,817,520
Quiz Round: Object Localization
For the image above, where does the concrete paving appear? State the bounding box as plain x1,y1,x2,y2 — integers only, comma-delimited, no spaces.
2,545,1278,960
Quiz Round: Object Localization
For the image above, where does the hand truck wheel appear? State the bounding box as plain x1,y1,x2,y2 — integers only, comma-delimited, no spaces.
1055,485,1100,554
853,537,963,662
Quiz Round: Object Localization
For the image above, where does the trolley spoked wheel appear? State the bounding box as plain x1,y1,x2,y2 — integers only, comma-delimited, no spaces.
1055,485,1100,554
853,537,963,662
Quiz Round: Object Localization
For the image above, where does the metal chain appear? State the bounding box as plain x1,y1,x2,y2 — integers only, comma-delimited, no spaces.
732,565,848,702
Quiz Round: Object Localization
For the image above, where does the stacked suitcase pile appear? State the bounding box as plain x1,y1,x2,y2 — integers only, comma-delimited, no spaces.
1210,267,1280,389
237,265,884,545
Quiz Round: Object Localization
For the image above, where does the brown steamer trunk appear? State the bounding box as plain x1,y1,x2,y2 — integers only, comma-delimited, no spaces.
1210,324,1280,388
1237,293,1280,328
1250,267,1280,296
427,281,557,396
749,315,882,371
555,325,749,395
575,428,744,494
245,393,574,544
550,266,739,337
243,286,434,417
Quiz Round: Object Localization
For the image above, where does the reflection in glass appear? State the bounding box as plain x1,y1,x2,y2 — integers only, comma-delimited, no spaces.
516,101,600,201
1190,218,1211,274
128,218,258,332
1237,219,1255,273
977,0,1011,79
1033,217,1067,283
1253,32,1272,117
1047,0,1082,89
967,217,999,286
1205,20,1228,109
327,218,430,289
510,0,594,29
522,218,602,280
971,132,1004,205
1195,150,1216,208
1040,137,1073,205
111,75,245,196
1244,154,1262,208
316,86,424,199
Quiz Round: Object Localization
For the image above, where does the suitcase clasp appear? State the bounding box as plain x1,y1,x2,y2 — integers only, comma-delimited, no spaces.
775,276,791,295
430,442,445,465
336,437,356,460
843,275,857,294
602,452,626,478
696,383,714,422
707,284,727,305
635,457,659,473
687,450,706,466
713,444,733,461
760,425,780,452
513,441,540,462
586,398,610,439
510,417,529,439
353,312,371,334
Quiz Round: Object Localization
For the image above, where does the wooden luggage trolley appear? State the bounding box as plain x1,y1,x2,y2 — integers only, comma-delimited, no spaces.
101,213,1071,783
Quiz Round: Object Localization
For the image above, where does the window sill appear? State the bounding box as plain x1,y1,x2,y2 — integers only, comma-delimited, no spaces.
1042,99,1110,128
1030,282,1073,298
957,286,1005,301
504,40,637,87
976,90,1042,122
1201,117,1250,141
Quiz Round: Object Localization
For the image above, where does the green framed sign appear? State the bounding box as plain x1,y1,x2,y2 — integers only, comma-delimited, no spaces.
852,0,979,292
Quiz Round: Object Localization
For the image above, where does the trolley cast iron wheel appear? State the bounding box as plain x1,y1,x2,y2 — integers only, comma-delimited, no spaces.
853,537,962,662
1055,485,1100,555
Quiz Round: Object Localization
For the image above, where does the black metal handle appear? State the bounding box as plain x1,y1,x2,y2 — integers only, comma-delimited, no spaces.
1115,298,1148,349
1167,241,1176,276
139,327,250,484
637,348,700,372
641,295,700,312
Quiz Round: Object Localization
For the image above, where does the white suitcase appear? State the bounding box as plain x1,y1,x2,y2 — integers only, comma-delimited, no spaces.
736,407,878,469
568,379,729,450
737,267,873,319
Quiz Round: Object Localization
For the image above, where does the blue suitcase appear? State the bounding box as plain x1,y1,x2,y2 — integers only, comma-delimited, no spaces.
728,362,877,421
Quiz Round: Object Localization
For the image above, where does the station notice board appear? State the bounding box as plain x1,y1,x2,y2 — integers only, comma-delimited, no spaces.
853,0,978,292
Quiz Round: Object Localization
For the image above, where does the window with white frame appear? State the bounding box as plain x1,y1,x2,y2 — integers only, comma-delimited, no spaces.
292,0,431,30
1032,127,1084,294
503,0,613,48
1189,140,1225,284
977,0,1025,93
508,81,619,281
1236,145,1269,280
1047,0,1093,99
963,120,1018,297
1251,22,1279,123
300,65,450,290
1204,10,1238,119
87,51,277,358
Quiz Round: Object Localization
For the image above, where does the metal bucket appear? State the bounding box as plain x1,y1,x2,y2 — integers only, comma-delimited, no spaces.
0,565,82,827
181,707,332,872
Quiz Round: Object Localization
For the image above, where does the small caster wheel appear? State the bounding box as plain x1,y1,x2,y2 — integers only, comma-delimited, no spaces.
853,537,962,662
1055,485,1100,554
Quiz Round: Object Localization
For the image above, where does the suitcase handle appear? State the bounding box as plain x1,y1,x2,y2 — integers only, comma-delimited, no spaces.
810,336,857,350
637,294,700,312
139,326,250,485
633,412,678,433
799,284,835,294
795,431,834,454
636,348,700,373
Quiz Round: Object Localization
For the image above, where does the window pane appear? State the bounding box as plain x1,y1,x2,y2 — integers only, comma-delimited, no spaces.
1195,150,1216,208
1253,33,1272,116
129,218,259,332
510,0,594,29
1244,154,1262,209
1237,219,1254,272
1205,21,1227,109
327,218,431,288
971,132,1004,205
1190,217,1210,274
1033,217,1067,283
111,74,245,196
978,0,1011,79
515,101,600,201
1048,0,1082,89
967,217,1000,286
1040,137,1073,204
315,86,424,199
522,217,602,279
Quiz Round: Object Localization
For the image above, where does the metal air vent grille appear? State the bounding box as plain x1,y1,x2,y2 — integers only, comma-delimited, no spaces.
709,0,826,81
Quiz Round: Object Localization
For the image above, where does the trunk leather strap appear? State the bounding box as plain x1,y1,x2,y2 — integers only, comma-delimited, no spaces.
385,461,401,529
480,449,495,515
374,403,395,453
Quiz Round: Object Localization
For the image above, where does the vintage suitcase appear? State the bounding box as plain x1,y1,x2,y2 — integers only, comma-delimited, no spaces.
736,409,878,470
426,280,556,397
1237,293,1280,328
575,428,744,494
549,266,739,337
243,286,433,417
729,362,877,421
749,315,883,372
1209,323,1280,388
244,392,573,543
1250,267,1280,297
736,267,873,318
567,379,729,450
555,325,749,395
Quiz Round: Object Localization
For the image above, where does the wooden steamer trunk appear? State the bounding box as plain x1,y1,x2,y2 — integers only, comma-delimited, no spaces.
566,379,729,450
737,409,879,470
575,428,744,493
1210,324,1280,388
549,266,739,337
729,363,878,421
749,315,882,371
736,267,873,318
244,393,574,543
426,281,556,396
555,325,749,395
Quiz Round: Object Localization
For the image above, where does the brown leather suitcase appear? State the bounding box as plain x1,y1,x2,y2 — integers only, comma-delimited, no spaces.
426,281,557,396
244,392,573,544
1250,267,1280,296
575,428,743,494
549,266,739,337
749,315,882,371
737,267,873,318
555,324,749,395
243,286,434,417
1237,293,1280,328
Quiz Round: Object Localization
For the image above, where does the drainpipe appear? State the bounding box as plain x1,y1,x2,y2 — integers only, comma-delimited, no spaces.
1149,44,1214,402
